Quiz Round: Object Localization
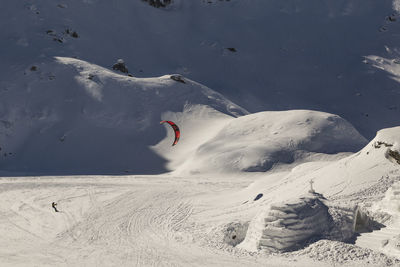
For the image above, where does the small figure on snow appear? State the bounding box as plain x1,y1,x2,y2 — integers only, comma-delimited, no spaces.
308,179,315,194
112,59,129,74
52,202,59,212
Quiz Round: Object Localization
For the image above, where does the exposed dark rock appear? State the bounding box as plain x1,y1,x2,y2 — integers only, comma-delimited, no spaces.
142,0,172,8
388,149,400,164
373,141,393,149
170,75,185,83
379,26,388,32
112,59,129,73
53,37,63,43
71,31,79,38
226,47,237,52
65,29,79,38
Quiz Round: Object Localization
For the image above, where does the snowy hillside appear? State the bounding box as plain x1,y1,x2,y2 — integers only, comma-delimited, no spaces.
1,0,400,138
0,127,399,266
1,1,400,266
0,57,246,174
173,110,367,174
0,56,367,175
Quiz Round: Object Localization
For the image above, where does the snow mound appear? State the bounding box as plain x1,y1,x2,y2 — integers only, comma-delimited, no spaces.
176,110,367,174
0,57,247,174
239,192,332,252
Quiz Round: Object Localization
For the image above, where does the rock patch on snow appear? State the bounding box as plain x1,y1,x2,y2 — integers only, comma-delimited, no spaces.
364,127,400,166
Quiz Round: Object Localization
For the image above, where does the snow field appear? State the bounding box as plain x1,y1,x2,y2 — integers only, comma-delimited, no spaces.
0,127,399,266
0,176,325,267
0,1,399,264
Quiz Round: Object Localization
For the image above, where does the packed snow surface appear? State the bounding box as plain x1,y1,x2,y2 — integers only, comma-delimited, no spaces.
1,127,399,266
1,1,400,266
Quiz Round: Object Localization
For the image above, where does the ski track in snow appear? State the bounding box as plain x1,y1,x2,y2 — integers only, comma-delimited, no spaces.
0,176,314,267
1,174,399,266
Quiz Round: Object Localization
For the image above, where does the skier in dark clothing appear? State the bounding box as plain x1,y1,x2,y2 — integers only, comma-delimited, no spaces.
52,202,59,212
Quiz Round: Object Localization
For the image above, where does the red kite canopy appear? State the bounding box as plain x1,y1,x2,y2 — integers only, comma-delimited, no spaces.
160,120,180,146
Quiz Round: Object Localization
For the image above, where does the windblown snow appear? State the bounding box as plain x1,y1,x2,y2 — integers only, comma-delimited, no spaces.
1,0,400,267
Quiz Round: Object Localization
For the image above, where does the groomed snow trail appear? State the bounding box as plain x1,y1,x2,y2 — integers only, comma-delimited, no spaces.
0,176,316,267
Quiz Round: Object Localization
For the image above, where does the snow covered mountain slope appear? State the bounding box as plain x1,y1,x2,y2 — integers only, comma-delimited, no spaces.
1,1,400,265
189,127,399,240
1,58,367,176
0,127,398,266
1,0,400,138
0,57,246,175
237,127,400,206
174,110,367,174
0,129,398,266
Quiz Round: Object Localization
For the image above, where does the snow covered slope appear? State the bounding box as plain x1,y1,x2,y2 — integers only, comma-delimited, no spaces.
175,110,367,174
0,127,395,266
188,127,400,262
1,1,400,265
1,0,400,138
0,57,246,174
235,127,400,208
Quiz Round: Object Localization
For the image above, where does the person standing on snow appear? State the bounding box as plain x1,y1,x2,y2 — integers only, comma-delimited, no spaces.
52,202,59,212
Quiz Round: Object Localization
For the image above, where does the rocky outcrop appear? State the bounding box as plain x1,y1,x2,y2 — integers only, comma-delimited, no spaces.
142,0,172,8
